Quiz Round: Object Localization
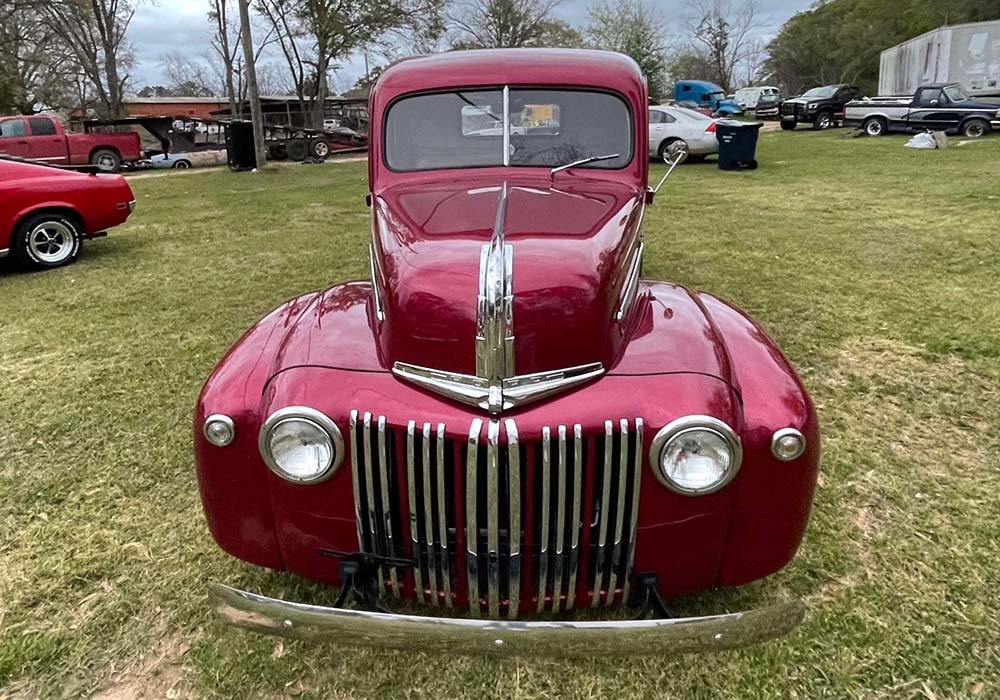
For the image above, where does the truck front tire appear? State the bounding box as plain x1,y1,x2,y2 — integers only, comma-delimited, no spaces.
13,213,83,270
962,119,989,139
90,148,122,173
780,120,796,131
813,112,833,130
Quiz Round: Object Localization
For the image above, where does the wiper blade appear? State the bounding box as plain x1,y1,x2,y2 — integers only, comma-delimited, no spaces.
550,153,620,175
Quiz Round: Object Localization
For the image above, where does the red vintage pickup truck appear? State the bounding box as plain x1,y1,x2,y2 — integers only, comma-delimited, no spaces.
0,114,141,172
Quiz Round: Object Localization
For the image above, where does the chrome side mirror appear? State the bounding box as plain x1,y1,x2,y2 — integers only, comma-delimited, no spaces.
647,148,687,203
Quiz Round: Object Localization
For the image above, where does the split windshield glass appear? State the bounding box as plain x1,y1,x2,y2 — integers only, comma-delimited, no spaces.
384,88,633,172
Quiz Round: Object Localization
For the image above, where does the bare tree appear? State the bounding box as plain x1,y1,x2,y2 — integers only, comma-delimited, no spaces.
208,0,241,116
1,0,78,113
448,0,580,49
160,52,216,96
686,0,762,92
586,0,669,99
40,0,137,117
255,0,445,128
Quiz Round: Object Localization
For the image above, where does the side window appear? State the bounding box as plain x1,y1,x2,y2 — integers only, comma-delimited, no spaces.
649,110,663,124
915,89,942,107
28,117,57,136
661,112,676,124
701,93,711,101
682,85,691,93
0,119,26,138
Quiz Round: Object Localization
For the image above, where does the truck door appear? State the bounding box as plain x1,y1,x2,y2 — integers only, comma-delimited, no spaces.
26,117,68,163
910,88,954,132
0,118,31,159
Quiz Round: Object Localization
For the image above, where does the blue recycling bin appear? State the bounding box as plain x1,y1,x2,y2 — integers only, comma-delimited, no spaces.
716,120,762,170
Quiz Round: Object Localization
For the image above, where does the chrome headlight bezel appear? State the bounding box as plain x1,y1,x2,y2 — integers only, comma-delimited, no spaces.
203,414,236,447
258,406,344,484
771,427,806,461
648,415,743,495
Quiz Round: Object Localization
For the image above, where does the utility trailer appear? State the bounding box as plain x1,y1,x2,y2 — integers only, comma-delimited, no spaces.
880,20,1000,99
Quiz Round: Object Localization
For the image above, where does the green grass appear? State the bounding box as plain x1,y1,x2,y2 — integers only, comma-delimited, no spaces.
2,132,999,699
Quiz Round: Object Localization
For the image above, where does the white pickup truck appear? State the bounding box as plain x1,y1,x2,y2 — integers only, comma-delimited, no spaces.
844,83,1000,138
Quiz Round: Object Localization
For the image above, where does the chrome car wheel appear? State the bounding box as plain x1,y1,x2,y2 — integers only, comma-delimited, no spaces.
28,221,77,264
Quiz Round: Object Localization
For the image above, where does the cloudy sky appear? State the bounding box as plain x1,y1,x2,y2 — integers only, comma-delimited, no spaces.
128,0,815,91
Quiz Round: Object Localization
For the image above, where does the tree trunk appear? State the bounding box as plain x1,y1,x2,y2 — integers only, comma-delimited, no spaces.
237,0,266,168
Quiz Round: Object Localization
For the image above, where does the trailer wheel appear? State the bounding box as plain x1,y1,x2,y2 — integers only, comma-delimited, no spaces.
286,139,309,161
962,119,989,139
90,148,122,172
863,117,886,137
311,139,330,159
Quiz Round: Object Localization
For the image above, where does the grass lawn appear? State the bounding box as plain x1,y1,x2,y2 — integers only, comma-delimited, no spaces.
2,130,999,699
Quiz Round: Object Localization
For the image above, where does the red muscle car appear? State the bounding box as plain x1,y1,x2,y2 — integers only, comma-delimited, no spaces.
0,114,142,172
0,158,135,270
199,49,820,657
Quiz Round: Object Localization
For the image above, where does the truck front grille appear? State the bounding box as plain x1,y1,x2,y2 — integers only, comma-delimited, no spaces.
349,411,643,618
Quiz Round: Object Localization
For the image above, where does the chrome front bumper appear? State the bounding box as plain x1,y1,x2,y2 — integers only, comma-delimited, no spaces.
209,583,805,657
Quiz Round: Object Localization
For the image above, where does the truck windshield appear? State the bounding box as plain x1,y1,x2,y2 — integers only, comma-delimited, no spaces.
384,88,633,172
943,84,970,102
802,86,837,98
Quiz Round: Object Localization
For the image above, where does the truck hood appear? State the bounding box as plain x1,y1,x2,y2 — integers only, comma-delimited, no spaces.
371,176,642,378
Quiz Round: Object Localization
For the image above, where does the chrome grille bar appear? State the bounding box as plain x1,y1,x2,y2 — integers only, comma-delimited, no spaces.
362,413,384,596
420,422,439,606
537,426,551,612
566,424,583,609
554,426,568,611
621,418,643,605
406,421,424,604
376,416,399,597
466,419,482,616
505,419,521,618
486,420,501,618
435,423,453,608
591,420,614,608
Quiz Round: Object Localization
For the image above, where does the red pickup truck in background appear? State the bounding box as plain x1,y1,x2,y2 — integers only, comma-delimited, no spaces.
0,114,141,172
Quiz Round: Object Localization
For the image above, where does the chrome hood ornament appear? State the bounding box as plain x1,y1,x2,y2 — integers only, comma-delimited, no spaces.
393,183,604,414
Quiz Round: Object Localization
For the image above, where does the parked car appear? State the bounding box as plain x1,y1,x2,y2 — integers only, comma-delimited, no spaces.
0,114,142,172
649,105,719,161
199,49,819,657
780,84,860,130
150,149,227,169
675,80,743,116
735,86,780,110
0,158,135,270
754,93,783,120
844,83,1000,137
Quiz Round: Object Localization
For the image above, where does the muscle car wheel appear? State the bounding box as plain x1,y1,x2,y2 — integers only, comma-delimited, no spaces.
90,148,122,173
962,119,989,139
863,118,886,137
14,214,82,270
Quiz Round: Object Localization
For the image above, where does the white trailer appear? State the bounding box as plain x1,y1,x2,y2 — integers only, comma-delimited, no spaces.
879,20,1000,98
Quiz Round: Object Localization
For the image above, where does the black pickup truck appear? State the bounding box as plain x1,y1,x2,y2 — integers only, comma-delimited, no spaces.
844,83,1000,138
780,84,860,130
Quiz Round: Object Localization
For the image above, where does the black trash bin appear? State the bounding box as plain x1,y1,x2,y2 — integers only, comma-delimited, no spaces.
716,120,763,170
225,120,257,171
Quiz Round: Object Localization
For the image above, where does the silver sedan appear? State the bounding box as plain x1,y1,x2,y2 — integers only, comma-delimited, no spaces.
648,106,720,162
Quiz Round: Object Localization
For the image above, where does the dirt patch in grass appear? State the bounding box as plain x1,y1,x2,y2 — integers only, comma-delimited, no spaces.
90,638,192,700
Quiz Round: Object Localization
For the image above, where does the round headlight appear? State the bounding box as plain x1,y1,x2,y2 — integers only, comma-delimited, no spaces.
771,428,806,461
259,407,344,484
203,414,236,447
649,416,742,495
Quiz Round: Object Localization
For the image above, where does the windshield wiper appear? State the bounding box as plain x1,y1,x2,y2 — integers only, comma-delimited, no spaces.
550,153,620,175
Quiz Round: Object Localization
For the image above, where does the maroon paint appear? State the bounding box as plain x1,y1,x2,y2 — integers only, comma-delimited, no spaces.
195,49,820,609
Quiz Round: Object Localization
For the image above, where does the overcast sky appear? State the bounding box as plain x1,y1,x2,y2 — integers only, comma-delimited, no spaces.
128,0,815,91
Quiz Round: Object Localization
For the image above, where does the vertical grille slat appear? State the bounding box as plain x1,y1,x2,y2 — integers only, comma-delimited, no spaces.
591,420,614,607
566,424,583,609
485,420,501,618
465,419,482,616
350,411,642,619
434,423,453,608
405,421,424,603
505,419,522,619
536,426,552,612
